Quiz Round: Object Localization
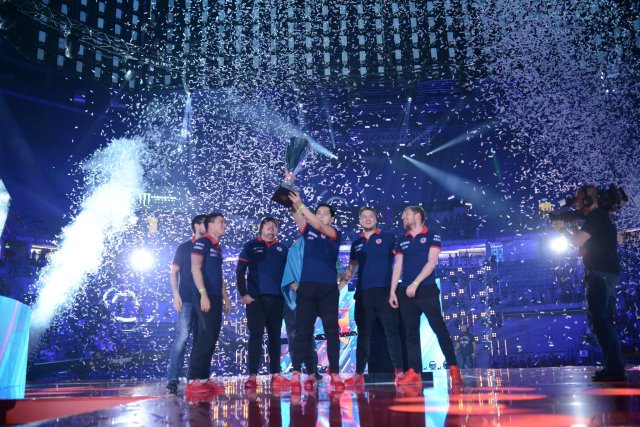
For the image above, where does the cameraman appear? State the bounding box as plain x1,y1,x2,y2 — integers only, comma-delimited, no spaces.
552,185,626,382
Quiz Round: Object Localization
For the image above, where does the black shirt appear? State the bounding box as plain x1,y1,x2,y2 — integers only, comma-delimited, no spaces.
580,207,619,275
458,332,475,355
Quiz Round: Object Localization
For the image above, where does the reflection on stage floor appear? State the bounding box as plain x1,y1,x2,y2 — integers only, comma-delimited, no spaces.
2,366,639,426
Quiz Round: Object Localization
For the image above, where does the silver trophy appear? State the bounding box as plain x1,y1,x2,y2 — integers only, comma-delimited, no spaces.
272,137,310,207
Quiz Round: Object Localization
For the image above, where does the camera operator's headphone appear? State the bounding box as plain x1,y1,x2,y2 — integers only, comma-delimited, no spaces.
580,185,595,207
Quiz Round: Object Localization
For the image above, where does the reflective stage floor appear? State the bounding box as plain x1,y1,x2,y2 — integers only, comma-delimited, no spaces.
2,366,639,426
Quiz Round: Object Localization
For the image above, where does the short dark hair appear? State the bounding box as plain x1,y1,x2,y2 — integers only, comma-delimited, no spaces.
359,206,377,216
316,203,336,218
578,185,598,199
205,212,224,228
405,205,425,224
259,216,278,233
191,214,208,233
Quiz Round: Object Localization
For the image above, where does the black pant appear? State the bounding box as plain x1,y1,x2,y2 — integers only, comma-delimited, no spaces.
246,295,285,375
457,352,473,369
398,286,457,372
585,271,624,372
355,287,403,373
290,394,318,426
284,304,318,374
292,282,340,374
188,295,222,380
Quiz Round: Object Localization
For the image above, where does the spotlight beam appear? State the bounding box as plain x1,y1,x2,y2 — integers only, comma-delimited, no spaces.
426,122,495,156
403,155,500,210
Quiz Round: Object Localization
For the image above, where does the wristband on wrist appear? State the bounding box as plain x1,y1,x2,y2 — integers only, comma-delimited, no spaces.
296,204,306,214
411,280,420,287
198,288,206,294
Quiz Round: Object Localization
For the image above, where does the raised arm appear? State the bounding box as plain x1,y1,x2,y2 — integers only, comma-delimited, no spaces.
290,201,307,232
289,192,337,239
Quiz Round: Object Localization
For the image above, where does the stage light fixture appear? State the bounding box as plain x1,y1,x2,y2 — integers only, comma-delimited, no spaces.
406,80,417,101
64,30,80,59
550,236,569,253
0,1,17,31
124,61,137,82
0,179,10,234
130,248,154,271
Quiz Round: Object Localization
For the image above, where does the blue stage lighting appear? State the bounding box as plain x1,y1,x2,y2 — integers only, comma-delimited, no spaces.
129,248,154,271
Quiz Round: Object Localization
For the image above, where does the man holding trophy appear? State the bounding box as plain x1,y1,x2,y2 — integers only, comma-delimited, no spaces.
272,136,345,392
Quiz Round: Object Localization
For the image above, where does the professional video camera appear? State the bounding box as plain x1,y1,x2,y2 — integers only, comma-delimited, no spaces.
539,184,628,222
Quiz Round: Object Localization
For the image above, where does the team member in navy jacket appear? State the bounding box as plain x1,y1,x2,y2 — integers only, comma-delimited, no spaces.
185,212,232,395
389,205,462,386
341,206,404,387
166,214,207,394
288,191,345,391
237,217,290,389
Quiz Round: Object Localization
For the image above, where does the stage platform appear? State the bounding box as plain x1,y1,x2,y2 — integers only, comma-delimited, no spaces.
1,366,639,426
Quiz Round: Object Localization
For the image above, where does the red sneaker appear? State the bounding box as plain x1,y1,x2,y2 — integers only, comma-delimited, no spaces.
271,373,290,388
394,369,405,386
186,392,217,404
290,392,302,405
396,384,422,397
396,369,421,386
202,379,225,393
244,376,257,389
185,380,212,395
304,375,318,390
344,373,365,388
290,371,302,393
449,365,463,385
330,373,345,391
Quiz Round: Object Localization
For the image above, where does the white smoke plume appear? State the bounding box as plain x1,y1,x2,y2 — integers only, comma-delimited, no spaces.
29,137,148,350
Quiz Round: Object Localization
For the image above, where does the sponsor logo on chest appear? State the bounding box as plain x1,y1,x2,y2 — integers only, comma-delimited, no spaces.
307,230,319,240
